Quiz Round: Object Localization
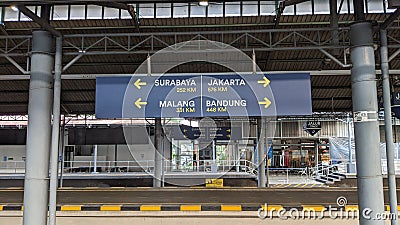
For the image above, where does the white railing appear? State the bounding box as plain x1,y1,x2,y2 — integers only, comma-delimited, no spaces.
0,161,25,174
0,159,257,175
61,159,258,175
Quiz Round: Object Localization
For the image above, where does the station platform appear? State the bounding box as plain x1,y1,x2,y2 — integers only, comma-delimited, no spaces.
0,172,325,188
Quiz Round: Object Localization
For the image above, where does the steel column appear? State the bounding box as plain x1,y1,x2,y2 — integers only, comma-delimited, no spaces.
93,145,98,173
329,0,339,56
347,113,356,173
350,21,385,225
22,30,54,225
48,36,62,225
380,29,398,225
235,140,240,172
153,118,162,187
257,117,266,187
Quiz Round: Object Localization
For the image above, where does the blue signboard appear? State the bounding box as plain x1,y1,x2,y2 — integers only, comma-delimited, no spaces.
96,73,312,118
170,125,242,140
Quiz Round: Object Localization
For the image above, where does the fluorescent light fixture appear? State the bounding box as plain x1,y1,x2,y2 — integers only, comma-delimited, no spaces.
199,0,209,6
10,5,19,12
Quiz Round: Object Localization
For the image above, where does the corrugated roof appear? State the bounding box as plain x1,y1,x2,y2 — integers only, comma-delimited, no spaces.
0,12,399,115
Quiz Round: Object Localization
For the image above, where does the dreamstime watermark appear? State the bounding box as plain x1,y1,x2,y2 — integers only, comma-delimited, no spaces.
257,196,396,220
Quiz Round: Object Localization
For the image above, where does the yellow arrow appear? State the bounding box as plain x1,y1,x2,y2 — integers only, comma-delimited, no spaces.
135,98,147,109
257,76,270,87
227,134,231,138
134,79,147,89
259,97,271,108
183,129,187,133
226,129,231,133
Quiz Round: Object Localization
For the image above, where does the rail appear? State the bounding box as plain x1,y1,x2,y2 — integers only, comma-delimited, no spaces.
0,159,258,175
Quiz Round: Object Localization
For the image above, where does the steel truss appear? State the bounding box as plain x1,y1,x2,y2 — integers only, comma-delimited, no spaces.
1,27,400,74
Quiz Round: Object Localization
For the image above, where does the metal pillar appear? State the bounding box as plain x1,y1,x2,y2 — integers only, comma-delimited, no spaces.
265,121,269,187
194,140,199,172
22,30,54,225
212,140,216,161
153,118,162,187
257,117,266,187
235,140,240,172
48,36,62,225
315,141,319,178
380,29,398,225
347,113,356,173
350,21,385,225
114,144,118,167
93,145,98,173
329,0,339,56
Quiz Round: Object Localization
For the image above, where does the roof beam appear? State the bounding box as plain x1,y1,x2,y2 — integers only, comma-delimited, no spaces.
380,8,400,30
17,5,62,37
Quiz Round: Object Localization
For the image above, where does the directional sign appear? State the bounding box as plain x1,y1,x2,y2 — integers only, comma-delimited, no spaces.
170,126,242,141
392,92,400,119
95,73,312,118
303,121,321,136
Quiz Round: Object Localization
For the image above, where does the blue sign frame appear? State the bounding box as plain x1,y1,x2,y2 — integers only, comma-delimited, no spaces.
96,73,312,118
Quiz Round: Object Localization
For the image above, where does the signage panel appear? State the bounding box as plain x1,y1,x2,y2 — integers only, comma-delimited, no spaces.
96,73,312,118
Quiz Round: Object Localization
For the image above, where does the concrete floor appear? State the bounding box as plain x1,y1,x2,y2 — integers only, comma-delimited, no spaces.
0,217,370,225
0,211,394,225
0,188,361,205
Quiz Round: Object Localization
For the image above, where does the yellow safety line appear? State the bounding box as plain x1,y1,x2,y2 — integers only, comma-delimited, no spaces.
345,205,359,211
140,205,161,211
60,205,82,211
100,205,121,211
385,205,400,211
221,205,242,211
302,205,326,211
180,205,201,211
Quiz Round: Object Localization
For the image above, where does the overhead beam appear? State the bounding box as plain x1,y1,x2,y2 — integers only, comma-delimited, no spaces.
380,8,400,30
4,56,29,74
17,6,62,37
320,49,351,68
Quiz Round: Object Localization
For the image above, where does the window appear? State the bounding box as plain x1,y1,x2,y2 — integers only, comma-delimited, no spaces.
104,7,119,19
173,3,189,18
137,3,154,19
87,5,103,19
53,5,69,20
190,3,206,17
242,1,259,16
156,3,171,18
70,5,85,20
225,2,241,16
208,3,223,17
